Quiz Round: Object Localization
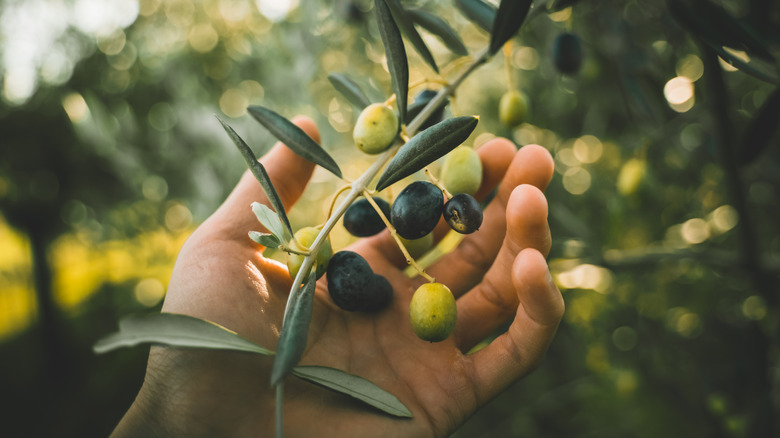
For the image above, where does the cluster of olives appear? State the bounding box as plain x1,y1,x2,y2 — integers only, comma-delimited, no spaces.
283,89,487,342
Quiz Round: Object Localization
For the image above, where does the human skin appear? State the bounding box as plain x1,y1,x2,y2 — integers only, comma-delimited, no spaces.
111,116,564,438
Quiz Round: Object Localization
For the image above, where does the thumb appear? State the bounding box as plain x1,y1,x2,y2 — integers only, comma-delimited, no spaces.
205,115,320,241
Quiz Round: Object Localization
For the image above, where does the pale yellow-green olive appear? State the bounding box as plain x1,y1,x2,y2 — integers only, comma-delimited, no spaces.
353,103,399,154
617,158,646,196
409,282,456,342
287,226,332,279
399,233,434,259
441,146,483,196
499,90,527,128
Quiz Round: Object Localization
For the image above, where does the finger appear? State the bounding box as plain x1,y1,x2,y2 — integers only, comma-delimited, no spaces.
355,138,517,270
204,116,320,241
452,185,550,350
466,248,564,405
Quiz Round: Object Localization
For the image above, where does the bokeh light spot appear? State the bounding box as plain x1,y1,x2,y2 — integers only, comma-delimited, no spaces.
563,167,591,195
134,278,166,307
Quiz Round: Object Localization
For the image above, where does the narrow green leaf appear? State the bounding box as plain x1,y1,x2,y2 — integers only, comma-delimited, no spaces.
383,0,439,73
249,231,282,248
271,272,317,385
489,0,533,55
668,0,779,85
93,313,275,356
328,73,372,109
455,0,496,32
217,116,294,238
741,89,780,166
252,202,287,242
713,46,780,86
247,106,343,178
376,116,479,191
292,366,413,418
407,9,468,57
374,0,409,122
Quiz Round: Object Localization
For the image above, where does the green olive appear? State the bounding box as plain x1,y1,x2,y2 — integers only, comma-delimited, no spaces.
498,90,527,128
353,103,399,154
287,226,332,279
399,233,434,259
441,146,483,196
409,282,457,342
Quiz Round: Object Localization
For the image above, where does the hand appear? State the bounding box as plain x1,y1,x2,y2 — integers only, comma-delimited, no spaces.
113,116,564,438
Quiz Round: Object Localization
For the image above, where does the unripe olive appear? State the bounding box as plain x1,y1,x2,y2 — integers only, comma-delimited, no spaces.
552,32,583,75
353,103,399,154
443,193,483,234
399,233,434,259
409,282,456,342
390,181,444,240
440,146,483,196
405,89,447,131
498,90,527,128
617,158,646,196
343,197,391,237
327,251,393,312
287,226,332,279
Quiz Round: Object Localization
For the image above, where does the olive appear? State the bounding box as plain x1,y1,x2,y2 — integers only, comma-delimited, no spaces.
390,181,444,240
343,197,391,237
443,193,483,234
440,146,483,196
353,103,399,154
552,32,583,75
498,90,527,128
409,282,457,342
327,251,393,312
399,233,434,259
405,89,447,131
287,226,332,279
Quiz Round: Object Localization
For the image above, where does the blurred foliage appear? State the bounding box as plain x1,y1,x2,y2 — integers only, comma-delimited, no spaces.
1,0,779,436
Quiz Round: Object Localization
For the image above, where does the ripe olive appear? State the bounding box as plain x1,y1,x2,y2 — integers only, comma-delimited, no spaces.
443,193,483,234
498,90,527,128
353,103,399,154
399,233,434,259
552,32,583,75
343,197,391,237
327,251,393,312
287,226,332,279
405,89,447,131
440,146,483,196
390,181,444,240
409,282,457,342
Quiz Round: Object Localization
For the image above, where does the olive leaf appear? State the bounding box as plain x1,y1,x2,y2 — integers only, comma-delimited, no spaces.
271,272,317,386
375,116,479,191
93,313,275,356
252,202,288,242
374,0,409,123
406,8,468,57
249,231,282,249
668,0,780,85
740,88,780,166
217,116,294,239
293,366,413,418
247,105,343,178
455,0,496,33
383,0,439,73
328,73,371,109
488,0,533,55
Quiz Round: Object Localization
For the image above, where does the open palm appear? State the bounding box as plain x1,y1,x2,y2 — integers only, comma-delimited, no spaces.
114,117,564,438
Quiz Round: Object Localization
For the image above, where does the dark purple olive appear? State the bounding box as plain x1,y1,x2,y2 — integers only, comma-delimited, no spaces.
443,193,483,234
343,197,391,237
390,181,444,240
327,251,393,312
552,33,583,75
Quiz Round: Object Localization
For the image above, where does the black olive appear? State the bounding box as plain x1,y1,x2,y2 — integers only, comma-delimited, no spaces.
443,193,483,234
327,251,393,312
343,197,391,237
552,33,583,75
390,181,444,240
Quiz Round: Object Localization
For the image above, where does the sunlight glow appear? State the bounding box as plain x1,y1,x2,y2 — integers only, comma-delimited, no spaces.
664,76,695,112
